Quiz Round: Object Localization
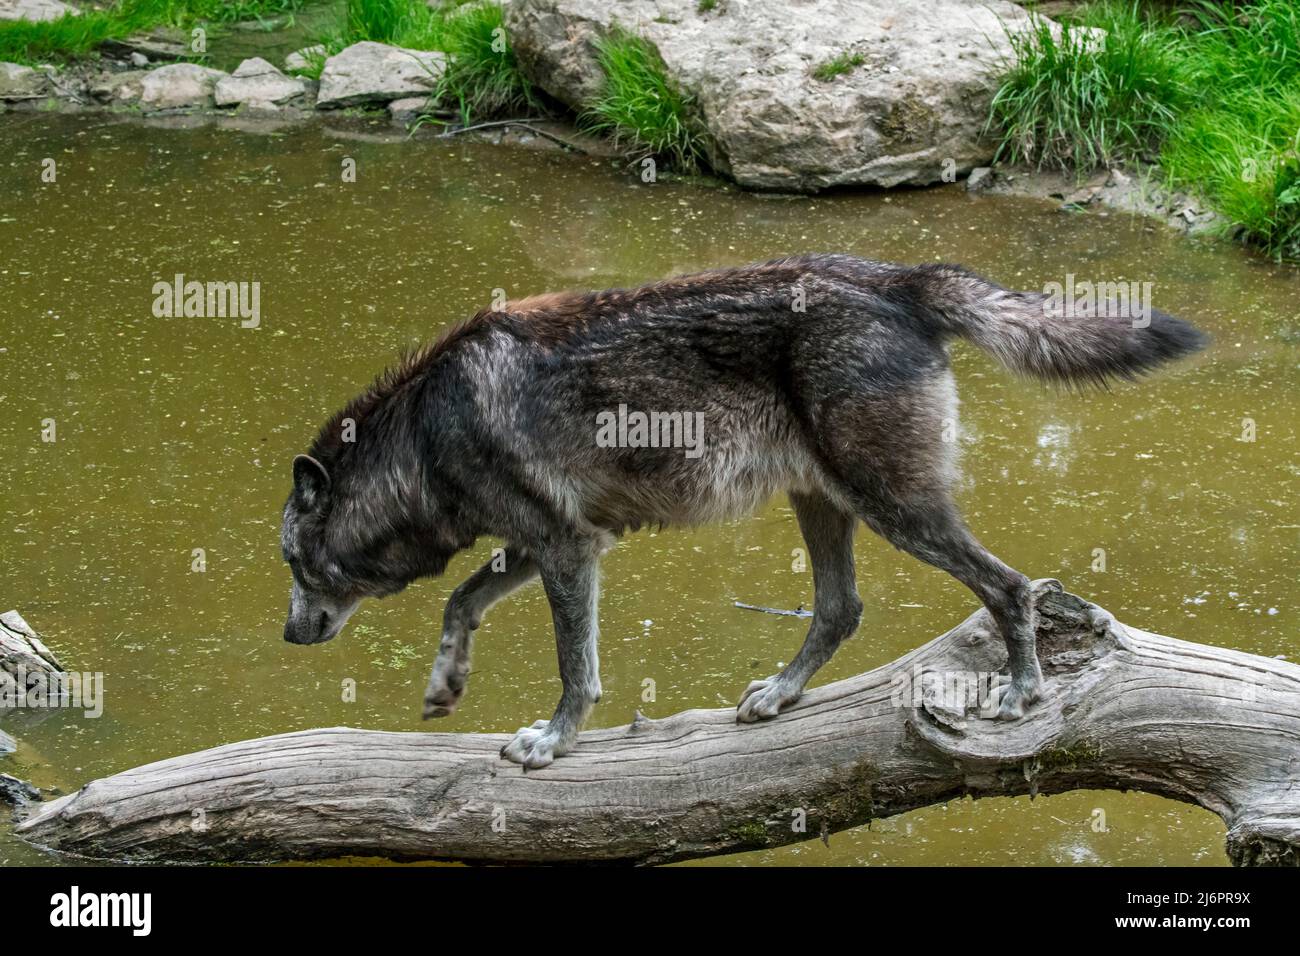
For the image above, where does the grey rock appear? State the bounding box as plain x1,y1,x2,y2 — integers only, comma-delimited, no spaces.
88,70,148,105
1,609,62,676
101,28,189,62
139,63,226,111
388,96,427,125
0,773,40,806
506,0,1056,191
215,57,307,108
0,0,78,22
316,41,445,108
965,166,994,192
1063,183,1103,206
0,61,51,100
129,52,150,67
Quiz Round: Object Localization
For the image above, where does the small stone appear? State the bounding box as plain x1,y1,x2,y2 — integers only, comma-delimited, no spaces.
0,773,40,807
1063,184,1102,206
129,51,149,67
965,166,994,192
88,70,148,104
214,57,306,108
139,62,226,111
387,96,427,125
0,61,51,100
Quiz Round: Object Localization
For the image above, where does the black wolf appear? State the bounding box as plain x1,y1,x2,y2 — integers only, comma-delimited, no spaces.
281,253,1206,767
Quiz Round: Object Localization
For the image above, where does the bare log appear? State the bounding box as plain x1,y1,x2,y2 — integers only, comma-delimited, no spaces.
14,581,1300,865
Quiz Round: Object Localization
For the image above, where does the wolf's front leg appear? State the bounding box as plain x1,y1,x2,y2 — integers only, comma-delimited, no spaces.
423,547,537,719
500,539,603,769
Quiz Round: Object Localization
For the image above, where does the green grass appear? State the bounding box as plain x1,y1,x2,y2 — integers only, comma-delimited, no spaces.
339,0,447,46
328,1,535,123
988,0,1300,261
812,50,865,82
582,29,706,171
0,0,307,64
202,0,306,24
988,3,1183,170
431,1,537,123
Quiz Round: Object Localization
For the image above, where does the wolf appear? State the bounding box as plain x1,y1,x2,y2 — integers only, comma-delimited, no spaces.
280,253,1206,768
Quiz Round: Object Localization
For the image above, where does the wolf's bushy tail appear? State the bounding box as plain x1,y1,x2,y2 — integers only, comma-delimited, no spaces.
909,263,1208,386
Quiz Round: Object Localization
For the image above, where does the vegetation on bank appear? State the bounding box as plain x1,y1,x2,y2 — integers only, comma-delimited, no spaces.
16,0,1297,257
298,1,537,122
582,29,706,172
991,0,1300,260
0,0,306,63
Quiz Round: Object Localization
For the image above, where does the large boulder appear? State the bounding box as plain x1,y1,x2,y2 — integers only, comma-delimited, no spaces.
0,61,51,100
505,0,1046,191
316,41,445,108
139,63,227,111
215,57,307,108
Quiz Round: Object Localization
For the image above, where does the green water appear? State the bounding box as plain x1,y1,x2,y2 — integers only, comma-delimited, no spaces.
1,114,1295,866
205,1,345,72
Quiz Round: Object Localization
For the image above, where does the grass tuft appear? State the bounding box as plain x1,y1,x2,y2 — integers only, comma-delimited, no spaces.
581,28,706,171
812,50,865,82
988,3,1183,171
431,1,538,124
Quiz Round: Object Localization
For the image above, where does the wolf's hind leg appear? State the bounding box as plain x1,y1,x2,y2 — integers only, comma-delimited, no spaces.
738,490,862,722
423,546,538,719
814,379,1042,719
861,498,1040,719
500,536,603,769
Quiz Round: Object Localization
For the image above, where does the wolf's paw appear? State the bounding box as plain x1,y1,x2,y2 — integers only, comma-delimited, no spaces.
736,675,802,723
989,678,1042,721
500,720,563,769
422,676,466,719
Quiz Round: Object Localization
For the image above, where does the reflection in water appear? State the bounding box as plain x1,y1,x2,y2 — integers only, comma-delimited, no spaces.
1,116,1296,866
1033,422,1075,475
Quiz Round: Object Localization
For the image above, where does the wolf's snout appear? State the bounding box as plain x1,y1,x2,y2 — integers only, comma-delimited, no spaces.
283,612,325,645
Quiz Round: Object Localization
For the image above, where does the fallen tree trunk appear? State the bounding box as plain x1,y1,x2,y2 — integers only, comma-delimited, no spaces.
15,581,1300,865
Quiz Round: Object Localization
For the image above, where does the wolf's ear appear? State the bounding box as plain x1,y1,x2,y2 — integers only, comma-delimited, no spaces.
292,454,330,510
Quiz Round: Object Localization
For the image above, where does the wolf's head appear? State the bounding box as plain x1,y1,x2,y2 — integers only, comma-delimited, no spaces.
280,444,469,645
280,455,364,645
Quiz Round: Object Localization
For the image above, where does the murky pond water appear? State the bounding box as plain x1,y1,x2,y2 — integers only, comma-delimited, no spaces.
1,114,1296,866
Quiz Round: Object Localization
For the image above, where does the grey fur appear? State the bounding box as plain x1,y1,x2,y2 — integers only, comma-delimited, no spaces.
280,254,1207,767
